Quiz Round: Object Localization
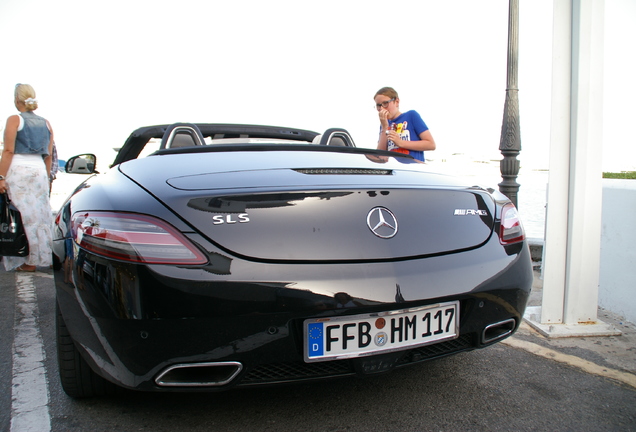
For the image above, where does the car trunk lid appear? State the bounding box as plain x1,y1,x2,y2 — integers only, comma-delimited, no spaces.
119,151,496,261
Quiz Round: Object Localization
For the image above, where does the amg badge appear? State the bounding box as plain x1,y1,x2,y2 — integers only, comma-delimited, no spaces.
454,209,488,216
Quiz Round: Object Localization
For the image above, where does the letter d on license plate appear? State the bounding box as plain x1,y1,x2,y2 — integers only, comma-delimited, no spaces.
304,302,459,362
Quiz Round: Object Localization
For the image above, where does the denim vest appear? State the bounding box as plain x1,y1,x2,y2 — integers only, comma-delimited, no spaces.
15,111,51,155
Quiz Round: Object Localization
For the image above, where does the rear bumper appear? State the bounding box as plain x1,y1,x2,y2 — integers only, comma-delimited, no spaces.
53,240,532,391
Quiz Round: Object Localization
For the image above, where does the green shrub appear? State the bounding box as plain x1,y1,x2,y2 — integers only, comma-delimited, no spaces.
603,171,636,179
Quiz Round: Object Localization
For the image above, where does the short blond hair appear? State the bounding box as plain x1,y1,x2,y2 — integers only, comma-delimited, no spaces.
15,83,38,111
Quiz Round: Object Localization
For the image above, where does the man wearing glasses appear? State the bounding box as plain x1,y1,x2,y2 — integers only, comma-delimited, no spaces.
374,87,436,162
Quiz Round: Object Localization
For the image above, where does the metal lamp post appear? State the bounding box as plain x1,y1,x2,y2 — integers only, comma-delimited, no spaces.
499,0,521,208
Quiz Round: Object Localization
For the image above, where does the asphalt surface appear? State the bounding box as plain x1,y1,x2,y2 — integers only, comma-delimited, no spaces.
1,266,635,432
517,270,636,382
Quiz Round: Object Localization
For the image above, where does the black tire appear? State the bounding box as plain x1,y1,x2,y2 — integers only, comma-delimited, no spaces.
56,303,118,398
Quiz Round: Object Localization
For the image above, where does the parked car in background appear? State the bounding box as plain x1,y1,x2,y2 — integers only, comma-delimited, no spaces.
53,123,533,397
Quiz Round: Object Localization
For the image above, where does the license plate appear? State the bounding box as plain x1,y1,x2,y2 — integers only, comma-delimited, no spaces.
304,301,459,362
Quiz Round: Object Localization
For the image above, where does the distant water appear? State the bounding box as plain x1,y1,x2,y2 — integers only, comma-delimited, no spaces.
516,170,548,240
50,160,549,240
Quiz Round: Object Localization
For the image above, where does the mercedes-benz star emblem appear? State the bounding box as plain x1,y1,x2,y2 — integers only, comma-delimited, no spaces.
367,207,398,239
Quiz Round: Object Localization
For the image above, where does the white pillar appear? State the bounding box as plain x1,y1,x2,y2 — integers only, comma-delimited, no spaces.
540,0,572,326
525,0,619,337
562,0,605,325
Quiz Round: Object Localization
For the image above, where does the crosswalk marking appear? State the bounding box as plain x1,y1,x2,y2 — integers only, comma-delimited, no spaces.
11,272,51,432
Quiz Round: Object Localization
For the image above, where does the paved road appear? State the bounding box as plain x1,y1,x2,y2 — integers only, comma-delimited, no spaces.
2,268,635,432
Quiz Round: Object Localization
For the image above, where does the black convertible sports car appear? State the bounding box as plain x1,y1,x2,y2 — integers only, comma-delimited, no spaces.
53,123,532,397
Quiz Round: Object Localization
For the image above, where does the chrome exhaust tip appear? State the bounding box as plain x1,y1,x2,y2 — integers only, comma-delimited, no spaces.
482,318,516,344
155,361,243,387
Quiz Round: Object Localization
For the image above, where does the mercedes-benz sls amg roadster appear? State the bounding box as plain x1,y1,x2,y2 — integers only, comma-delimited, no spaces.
52,123,532,397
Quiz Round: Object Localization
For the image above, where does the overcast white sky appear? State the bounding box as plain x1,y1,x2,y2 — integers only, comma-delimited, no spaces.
0,0,634,171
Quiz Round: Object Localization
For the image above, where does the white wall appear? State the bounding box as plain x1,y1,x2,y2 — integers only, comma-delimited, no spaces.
599,180,636,323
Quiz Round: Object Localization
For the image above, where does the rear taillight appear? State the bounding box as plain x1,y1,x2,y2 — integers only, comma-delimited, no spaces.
499,203,525,245
71,212,207,265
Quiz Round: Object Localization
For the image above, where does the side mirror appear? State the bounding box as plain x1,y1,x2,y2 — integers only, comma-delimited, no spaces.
65,154,98,174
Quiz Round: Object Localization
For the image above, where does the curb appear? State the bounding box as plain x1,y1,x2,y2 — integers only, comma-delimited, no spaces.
527,237,543,263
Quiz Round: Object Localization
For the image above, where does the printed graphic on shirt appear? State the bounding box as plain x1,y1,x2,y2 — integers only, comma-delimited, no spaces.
388,121,410,154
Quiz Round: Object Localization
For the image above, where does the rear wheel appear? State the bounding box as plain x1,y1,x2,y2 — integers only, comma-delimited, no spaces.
56,303,118,398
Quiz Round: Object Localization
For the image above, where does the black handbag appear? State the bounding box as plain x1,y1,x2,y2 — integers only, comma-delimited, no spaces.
0,192,29,257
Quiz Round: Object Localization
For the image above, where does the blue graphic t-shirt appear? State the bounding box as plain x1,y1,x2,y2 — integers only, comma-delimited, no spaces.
380,110,429,162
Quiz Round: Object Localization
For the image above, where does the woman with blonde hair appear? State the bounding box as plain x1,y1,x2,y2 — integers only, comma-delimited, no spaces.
0,83,54,271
